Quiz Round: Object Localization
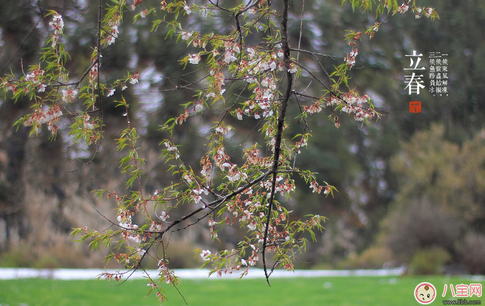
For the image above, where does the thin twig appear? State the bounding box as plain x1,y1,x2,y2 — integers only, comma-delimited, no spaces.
289,48,335,60
296,0,305,64
97,0,103,118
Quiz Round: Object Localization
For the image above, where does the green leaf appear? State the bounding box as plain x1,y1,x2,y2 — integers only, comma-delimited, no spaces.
126,176,137,188
70,228,83,238
151,19,163,32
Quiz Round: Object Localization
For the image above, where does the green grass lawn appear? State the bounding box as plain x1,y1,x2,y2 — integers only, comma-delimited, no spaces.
0,275,483,305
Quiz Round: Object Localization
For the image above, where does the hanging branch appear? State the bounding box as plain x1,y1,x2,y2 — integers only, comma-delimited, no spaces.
262,0,293,285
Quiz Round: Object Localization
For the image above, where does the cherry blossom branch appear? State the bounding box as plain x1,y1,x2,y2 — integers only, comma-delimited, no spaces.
73,59,99,89
159,170,273,236
67,0,104,172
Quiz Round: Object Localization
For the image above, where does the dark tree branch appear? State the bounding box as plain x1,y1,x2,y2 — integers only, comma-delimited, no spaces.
159,170,272,236
262,0,293,285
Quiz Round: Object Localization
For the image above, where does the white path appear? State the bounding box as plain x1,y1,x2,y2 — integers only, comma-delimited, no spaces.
0,267,407,280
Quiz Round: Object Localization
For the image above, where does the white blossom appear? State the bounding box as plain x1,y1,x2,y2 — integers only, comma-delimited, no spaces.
288,63,298,74
49,14,64,34
158,211,169,221
224,50,237,63
247,47,256,59
61,88,78,103
248,221,257,231
181,31,192,41
188,53,201,65
107,25,119,45
277,49,284,58
246,76,257,84
165,142,177,151
200,250,211,261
